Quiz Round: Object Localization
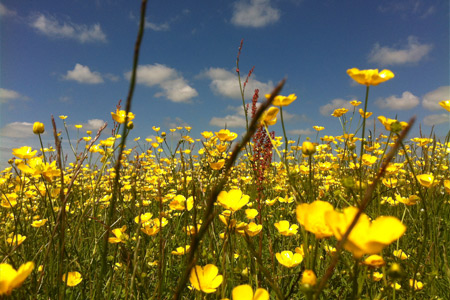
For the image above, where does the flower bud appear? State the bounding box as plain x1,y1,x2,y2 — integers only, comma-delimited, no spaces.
127,121,134,129
33,122,45,134
301,270,317,286
302,141,316,156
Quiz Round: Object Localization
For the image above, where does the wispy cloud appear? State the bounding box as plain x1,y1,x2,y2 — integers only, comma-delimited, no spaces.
378,0,436,19
368,36,432,66
375,91,420,110
30,13,107,43
145,20,170,31
288,128,314,137
84,119,106,131
201,67,273,100
63,64,104,84
0,3,16,17
423,114,449,126
210,115,247,128
126,64,198,103
0,88,29,103
422,86,450,111
231,0,280,28
0,122,34,138
319,99,354,116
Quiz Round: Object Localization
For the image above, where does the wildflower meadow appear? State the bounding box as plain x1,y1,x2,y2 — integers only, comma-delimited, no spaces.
1,1,450,299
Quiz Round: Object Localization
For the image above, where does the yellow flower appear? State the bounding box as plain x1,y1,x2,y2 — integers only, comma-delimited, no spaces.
325,206,406,258
359,108,372,119
108,225,128,244
171,246,190,255
301,270,317,286
231,284,269,300
218,189,250,212
377,116,408,132
201,131,213,139
74,124,82,129
274,220,298,236
210,159,225,170
350,100,362,106
62,271,82,287
0,262,35,296
33,122,45,134
439,100,450,112
215,129,238,141
189,264,223,293
416,174,434,188
1,193,18,208
363,255,385,268
371,272,383,282
313,126,324,131
169,195,193,211
331,108,348,117
301,141,316,156
31,219,48,228
111,109,135,124
245,208,258,220
260,107,279,126
266,93,297,107
362,154,377,166
393,249,409,260
7,234,26,246
59,115,68,120
12,146,37,159
296,200,334,239
244,222,263,237
409,279,424,290
347,68,394,86
444,180,450,194
276,250,303,268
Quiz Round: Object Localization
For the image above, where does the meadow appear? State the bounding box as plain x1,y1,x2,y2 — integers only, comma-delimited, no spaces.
1,1,450,299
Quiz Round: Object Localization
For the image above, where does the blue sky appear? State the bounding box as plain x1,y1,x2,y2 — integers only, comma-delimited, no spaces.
1,0,449,166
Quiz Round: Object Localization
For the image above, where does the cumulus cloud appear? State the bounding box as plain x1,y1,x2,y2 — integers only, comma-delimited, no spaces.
30,14,107,43
422,86,450,111
210,115,247,128
126,64,198,103
202,67,273,100
0,122,34,138
368,36,432,66
319,99,354,116
0,3,16,17
85,119,106,131
288,129,314,136
63,64,104,84
231,0,280,28
0,88,29,103
375,91,419,110
423,114,449,126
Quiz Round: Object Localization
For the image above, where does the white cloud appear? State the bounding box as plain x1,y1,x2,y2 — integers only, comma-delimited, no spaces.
288,129,314,136
231,0,280,28
375,91,419,110
423,114,449,126
63,64,104,84
85,119,106,131
0,88,28,103
378,1,435,18
319,99,354,116
368,36,432,66
0,3,16,17
209,115,247,128
163,117,190,129
0,122,34,138
126,64,198,103
202,67,274,100
422,86,450,111
145,20,170,31
30,14,107,43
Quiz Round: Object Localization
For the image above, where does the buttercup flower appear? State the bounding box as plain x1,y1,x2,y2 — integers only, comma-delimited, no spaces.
33,122,45,134
231,284,269,300
296,200,334,239
276,250,303,268
347,68,394,86
260,107,279,126
0,262,35,296
274,220,298,236
111,109,135,124
266,93,297,107
416,174,434,188
218,189,250,212
62,271,82,287
363,255,385,268
439,100,450,112
301,270,317,286
325,206,406,258
331,108,348,117
12,146,37,159
189,264,223,293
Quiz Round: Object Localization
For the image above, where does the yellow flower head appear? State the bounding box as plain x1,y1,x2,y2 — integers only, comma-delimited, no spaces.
111,109,135,124
363,255,385,268
0,262,35,296
62,271,82,287
210,159,225,170
189,264,223,293
296,200,334,239
350,100,362,106
260,107,279,126
325,206,406,258
439,100,450,112
266,93,297,107
313,126,325,131
231,284,269,300
33,122,45,134
215,129,238,142
276,250,303,268
301,270,317,286
274,220,298,236
347,68,395,86
12,146,37,159
331,108,349,117
416,174,434,188
218,189,250,212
